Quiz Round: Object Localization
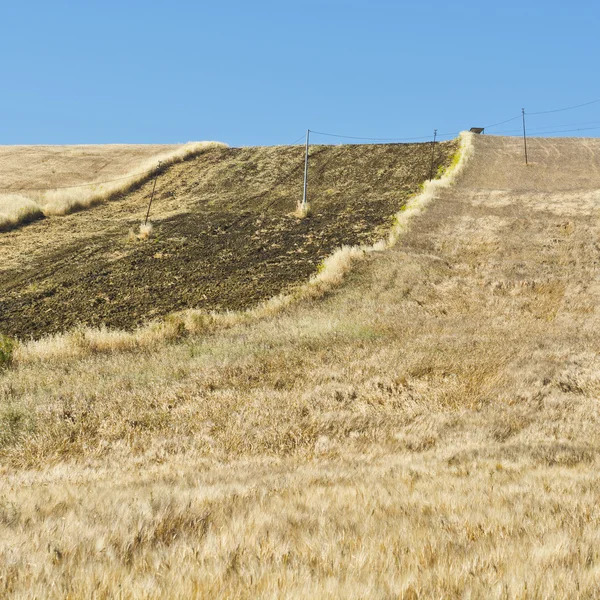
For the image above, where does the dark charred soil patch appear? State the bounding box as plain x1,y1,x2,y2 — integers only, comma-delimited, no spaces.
0,141,457,339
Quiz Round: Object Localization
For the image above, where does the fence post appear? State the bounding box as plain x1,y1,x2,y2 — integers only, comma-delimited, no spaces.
302,130,310,209
144,161,162,225
429,129,438,180
522,108,528,165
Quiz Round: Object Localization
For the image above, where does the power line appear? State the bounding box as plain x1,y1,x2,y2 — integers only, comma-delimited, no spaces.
310,130,459,142
311,115,526,141
303,95,600,144
529,97,600,116
288,134,307,145
489,127,533,135
466,96,600,132
519,124,600,135
485,125,600,137
488,119,600,136
310,130,430,141
482,115,522,130
540,119,600,128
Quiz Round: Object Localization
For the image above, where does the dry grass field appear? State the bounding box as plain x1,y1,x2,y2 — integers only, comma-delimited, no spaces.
0,144,184,192
2,133,600,598
0,142,224,230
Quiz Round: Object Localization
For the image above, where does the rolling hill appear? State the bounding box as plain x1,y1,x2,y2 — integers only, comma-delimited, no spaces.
2,133,600,598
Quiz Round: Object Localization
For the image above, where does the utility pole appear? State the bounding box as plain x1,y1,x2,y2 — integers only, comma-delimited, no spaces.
302,129,310,209
522,108,528,165
144,160,162,225
429,129,438,179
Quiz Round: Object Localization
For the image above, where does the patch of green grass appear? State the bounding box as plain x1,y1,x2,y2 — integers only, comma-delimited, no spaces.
316,260,327,275
436,146,462,179
447,146,463,171
0,335,15,369
0,404,35,448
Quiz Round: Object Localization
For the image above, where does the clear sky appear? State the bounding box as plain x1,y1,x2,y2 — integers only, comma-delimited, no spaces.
2,0,599,146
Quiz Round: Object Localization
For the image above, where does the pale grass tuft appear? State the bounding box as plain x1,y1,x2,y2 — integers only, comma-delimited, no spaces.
306,245,365,291
14,319,187,363
138,221,153,240
293,202,312,218
0,193,44,230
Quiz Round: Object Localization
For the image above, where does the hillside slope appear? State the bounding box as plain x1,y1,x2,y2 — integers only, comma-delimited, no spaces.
0,141,457,338
2,135,600,598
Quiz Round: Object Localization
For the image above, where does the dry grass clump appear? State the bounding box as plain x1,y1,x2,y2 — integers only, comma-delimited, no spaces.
12,318,185,363
137,221,153,240
0,194,44,231
293,202,312,218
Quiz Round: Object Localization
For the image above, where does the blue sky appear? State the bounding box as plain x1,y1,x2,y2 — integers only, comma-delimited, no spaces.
2,0,599,146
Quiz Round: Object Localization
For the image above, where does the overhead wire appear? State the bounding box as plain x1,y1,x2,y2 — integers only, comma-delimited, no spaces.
529,97,600,116
289,134,307,145
309,130,459,143
310,130,431,142
518,124,600,135
481,115,522,130
488,119,600,136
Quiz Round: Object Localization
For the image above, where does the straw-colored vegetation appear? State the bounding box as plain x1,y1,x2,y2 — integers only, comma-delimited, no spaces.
0,194,43,231
2,133,600,598
0,141,225,230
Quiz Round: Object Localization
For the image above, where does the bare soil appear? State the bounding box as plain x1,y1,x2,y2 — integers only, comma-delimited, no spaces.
0,141,457,339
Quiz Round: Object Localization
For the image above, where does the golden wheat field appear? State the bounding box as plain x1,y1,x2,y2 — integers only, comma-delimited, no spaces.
2,132,600,598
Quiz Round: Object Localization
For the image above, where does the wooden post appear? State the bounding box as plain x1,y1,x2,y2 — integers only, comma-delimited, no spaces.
429,129,438,179
302,130,310,209
522,108,528,165
144,161,162,225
